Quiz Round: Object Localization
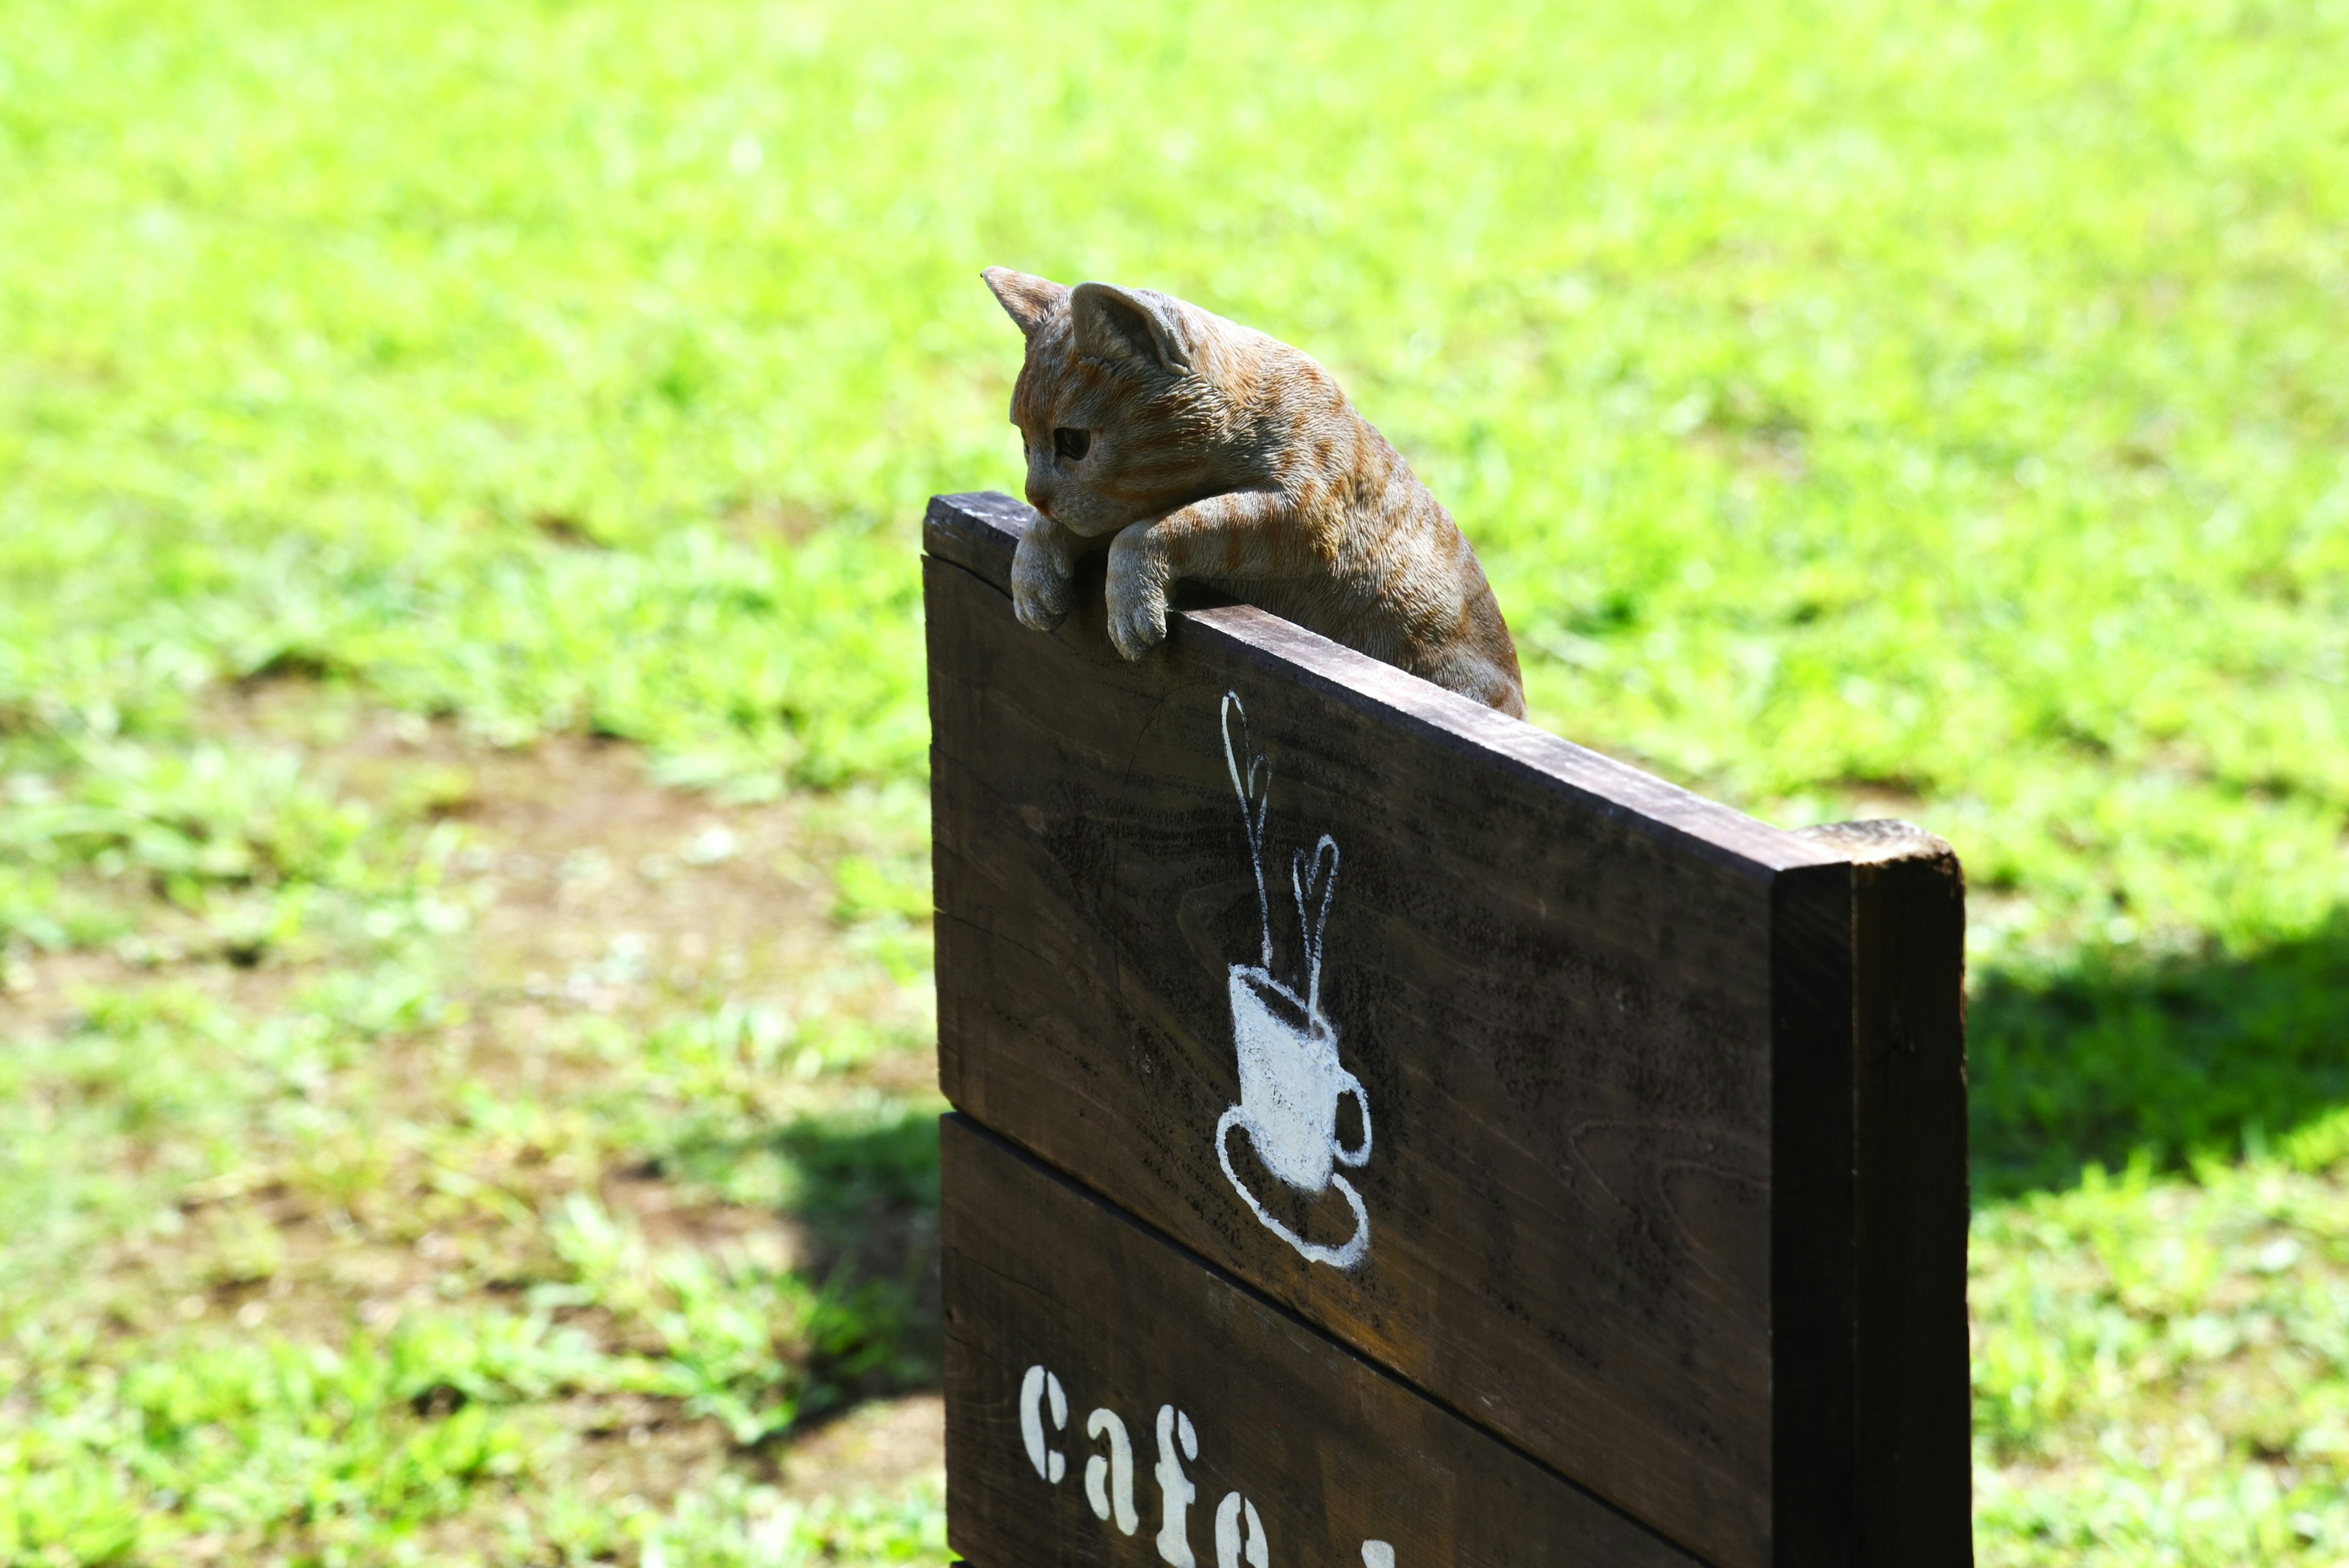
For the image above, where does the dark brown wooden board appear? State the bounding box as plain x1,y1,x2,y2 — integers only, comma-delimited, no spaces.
924,492,1970,1568
942,1114,1705,1568
1806,821,1974,1560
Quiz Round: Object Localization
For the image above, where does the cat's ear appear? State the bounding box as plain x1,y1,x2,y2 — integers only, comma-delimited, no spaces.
1071,282,1194,376
982,267,1069,340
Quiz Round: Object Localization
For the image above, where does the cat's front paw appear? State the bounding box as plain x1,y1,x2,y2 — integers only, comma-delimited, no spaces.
1105,529,1170,661
1011,527,1072,631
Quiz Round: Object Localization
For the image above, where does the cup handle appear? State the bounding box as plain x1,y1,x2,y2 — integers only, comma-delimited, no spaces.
1332,1071,1372,1168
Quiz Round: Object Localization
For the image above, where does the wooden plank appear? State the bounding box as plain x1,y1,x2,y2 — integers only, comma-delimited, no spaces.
924,492,1970,1568
1798,822,1974,1559
1765,858,1858,1565
941,1114,1708,1568
926,490,1027,585
924,491,1828,873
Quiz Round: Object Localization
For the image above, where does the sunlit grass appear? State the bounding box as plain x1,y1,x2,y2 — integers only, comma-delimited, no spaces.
0,707,946,1563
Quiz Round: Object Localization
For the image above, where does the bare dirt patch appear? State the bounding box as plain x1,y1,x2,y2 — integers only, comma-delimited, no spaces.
776,1393,946,1498
6,680,946,1524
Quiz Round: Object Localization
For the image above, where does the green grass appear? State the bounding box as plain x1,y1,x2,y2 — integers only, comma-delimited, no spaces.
3,0,2347,1561
0,706,948,1563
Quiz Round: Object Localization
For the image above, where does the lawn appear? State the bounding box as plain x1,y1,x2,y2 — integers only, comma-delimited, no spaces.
2,0,2346,1562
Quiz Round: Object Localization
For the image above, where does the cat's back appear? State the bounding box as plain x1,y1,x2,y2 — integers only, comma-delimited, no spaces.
1201,324,1524,714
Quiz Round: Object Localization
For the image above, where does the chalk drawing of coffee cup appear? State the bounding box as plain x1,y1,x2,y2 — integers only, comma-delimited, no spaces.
1213,694,1373,1270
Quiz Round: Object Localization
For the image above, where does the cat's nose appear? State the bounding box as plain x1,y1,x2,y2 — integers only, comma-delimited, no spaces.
1024,477,1057,518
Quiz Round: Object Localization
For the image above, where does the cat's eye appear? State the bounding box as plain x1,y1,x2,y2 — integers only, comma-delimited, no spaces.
1053,427,1091,463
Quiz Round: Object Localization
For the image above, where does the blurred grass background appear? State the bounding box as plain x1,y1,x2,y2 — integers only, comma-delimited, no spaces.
2,0,2346,1562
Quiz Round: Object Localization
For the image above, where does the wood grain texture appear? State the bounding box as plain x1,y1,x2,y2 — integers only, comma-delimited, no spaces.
1797,821,1974,1561
926,492,1970,1568
942,1115,1705,1568
926,491,1028,585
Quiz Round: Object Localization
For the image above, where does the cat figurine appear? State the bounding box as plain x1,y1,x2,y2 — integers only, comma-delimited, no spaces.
982,268,1526,718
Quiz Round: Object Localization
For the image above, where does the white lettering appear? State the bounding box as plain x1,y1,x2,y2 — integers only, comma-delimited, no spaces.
1020,1364,1067,1484
1154,1403,1200,1567
1086,1407,1140,1534
1024,1365,1392,1564
1215,1492,1268,1568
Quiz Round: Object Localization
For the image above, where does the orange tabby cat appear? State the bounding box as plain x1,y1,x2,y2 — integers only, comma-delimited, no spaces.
982,268,1526,717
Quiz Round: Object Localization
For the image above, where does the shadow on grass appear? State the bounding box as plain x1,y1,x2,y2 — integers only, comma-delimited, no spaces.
779,1107,942,1414
675,1104,944,1428
1970,910,2349,1202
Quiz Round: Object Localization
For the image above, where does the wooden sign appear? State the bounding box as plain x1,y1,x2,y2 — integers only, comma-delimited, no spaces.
924,491,1970,1568
943,1115,1704,1567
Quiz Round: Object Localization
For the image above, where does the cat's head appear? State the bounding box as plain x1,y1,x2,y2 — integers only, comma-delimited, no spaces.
982,267,1234,539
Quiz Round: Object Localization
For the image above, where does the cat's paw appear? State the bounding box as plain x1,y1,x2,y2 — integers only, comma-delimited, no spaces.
1105,529,1171,660
1011,528,1072,631
1107,587,1168,660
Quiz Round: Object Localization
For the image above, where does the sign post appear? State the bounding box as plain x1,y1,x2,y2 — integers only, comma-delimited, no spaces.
924,492,1970,1568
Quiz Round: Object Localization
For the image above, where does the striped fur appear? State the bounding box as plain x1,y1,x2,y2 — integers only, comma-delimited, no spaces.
982,267,1526,718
